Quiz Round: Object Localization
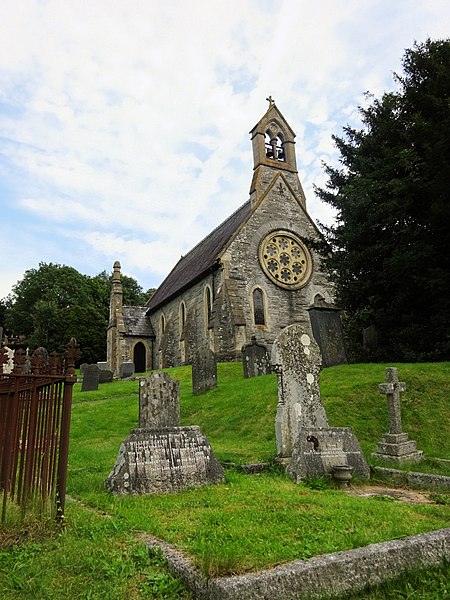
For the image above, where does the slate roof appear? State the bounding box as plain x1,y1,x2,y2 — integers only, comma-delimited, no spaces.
147,200,252,313
123,306,155,337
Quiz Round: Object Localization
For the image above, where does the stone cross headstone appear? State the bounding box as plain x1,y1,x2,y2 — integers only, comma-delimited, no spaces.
105,371,224,495
192,344,217,395
373,367,423,463
242,336,272,378
81,363,100,392
272,324,369,481
139,372,180,429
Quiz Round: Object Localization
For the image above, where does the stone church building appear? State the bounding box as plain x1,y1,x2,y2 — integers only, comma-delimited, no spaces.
107,100,336,375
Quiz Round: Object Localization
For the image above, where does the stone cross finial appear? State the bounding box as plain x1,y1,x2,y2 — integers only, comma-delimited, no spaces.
266,95,275,107
379,367,405,435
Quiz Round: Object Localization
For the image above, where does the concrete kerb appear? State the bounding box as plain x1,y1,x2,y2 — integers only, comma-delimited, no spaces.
142,528,450,600
373,466,450,491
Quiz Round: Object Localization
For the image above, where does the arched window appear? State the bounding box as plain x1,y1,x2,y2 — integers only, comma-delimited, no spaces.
160,314,165,335
205,286,212,327
179,302,186,335
253,288,266,326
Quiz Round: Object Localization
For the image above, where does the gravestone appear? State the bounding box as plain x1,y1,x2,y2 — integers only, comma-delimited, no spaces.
80,363,89,377
105,371,224,495
120,361,135,379
97,361,109,371
81,363,100,392
34,347,49,369
242,336,272,378
98,369,114,383
272,326,328,458
192,344,217,395
308,303,347,367
363,325,379,350
373,367,424,464
139,372,180,428
272,324,369,480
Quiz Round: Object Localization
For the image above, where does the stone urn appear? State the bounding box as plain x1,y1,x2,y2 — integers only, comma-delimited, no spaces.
331,464,353,488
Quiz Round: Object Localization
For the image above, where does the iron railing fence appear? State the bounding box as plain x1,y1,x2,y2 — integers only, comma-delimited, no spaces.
0,338,80,521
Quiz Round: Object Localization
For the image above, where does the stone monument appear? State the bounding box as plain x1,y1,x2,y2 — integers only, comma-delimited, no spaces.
373,367,424,464
139,371,179,428
81,363,100,392
120,361,135,379
192,344,217,395
242,336,272,378
105,371,224,495
307,297,347,367
272,324,369,481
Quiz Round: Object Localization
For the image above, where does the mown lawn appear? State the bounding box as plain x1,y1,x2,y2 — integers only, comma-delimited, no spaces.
1,361,450,598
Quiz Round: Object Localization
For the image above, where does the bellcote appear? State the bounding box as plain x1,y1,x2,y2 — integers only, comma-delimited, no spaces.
249,98,306,209
250,97,298,175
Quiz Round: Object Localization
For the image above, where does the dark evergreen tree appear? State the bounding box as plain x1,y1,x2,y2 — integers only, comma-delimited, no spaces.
315,39,450,361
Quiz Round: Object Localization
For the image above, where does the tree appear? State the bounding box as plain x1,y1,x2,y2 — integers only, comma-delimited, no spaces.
315,39,450,361
4,263,152,364
5,263,106,363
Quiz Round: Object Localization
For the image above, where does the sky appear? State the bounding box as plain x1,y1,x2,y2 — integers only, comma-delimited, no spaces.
1,0,449,300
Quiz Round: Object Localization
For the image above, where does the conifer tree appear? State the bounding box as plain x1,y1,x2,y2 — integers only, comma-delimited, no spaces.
316,39,450,360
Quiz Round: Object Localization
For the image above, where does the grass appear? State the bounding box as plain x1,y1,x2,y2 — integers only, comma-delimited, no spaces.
1,361,450,598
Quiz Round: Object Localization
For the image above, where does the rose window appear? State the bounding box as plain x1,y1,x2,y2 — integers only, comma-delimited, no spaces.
259,231,312,289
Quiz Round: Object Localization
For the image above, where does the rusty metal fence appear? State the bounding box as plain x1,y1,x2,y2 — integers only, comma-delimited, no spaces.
0,338,80,521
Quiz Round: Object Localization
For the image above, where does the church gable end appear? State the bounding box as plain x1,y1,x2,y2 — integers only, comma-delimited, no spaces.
130,100,337,368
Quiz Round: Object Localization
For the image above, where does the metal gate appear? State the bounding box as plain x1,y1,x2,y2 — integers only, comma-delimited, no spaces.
0,338,80,521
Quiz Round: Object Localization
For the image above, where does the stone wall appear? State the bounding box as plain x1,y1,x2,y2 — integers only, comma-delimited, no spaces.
148,176,334,368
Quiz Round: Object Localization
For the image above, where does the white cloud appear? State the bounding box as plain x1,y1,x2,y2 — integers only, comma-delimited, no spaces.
1,0,450,299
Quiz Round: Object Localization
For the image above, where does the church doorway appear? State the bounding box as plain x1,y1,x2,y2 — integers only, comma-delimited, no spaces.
133,342,146,373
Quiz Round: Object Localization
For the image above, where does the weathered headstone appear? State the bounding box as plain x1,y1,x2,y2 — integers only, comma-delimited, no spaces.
34,347,49,369
192,344,217,395
81,363,100,392
373,367,424,464
308,304,347,367
139,372,180,429
97,361,109,370
272,324,369,480
242,336,272,378
80,363,89,377
98,369,114,383
106,371,224,494
272,326,328,458
363,325,380,350
120,361,135,379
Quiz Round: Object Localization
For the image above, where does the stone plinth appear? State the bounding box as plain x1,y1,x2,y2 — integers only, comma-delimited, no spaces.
105,426,224,495
288,427,370,482
373,433,424,464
